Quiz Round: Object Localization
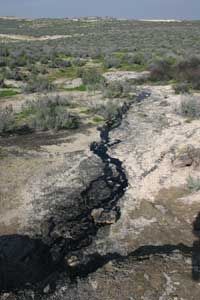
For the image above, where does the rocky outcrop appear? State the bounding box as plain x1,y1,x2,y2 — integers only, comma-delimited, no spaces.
172,144,200,169
96,85,200,255
103,71,150,82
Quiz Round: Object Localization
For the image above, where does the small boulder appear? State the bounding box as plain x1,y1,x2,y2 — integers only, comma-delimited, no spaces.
43,284,51,294
172,145,200,168
91,208,104,222
91,208,117,225
66,255,80,267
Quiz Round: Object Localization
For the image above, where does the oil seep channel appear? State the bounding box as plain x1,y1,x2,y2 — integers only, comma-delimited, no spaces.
69,243,193,280
0,92,151,293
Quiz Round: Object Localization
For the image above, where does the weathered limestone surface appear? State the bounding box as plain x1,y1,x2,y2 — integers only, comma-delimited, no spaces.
89,85,200,255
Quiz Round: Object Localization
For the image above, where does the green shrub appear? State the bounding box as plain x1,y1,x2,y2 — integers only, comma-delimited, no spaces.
0,106,14,134
22,96,80,131
27,64,48,75
149,59,173,81
174,82,190,94
49,58,72,68
175,56,200,89
92,115,105,123
102,81,132,98
0,58,7,67
90,101,120,121
0,76,4,88
0,89,19,98
104,55,121,69
5,68,25,81
122,53,145,66
178,96,200,119
24,76,54,93
72,58,86,67
64,84,87,92
78,68,105,89
103,81,124,98
187,176,200,192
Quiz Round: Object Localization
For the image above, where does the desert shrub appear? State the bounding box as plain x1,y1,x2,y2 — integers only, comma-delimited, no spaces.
0,89,19,98
79,68,105,89
187,176,200,192
0,106,14,134
15,55,27,67
175,56,200,89
177,95,200,119
149,59,173,81
102,81,124,98
132,53,145,65
22,96,80,131
5,68,25,81
174,82,190,94
72,58,86,67
0,58,6,67
40,56,49,65
0,76,4,88
175,56,200,78
89,100,120,121
102,81,132,98
122,52,145,66
0,47,10,57
188,69,200,90
104,55,121,69
26,63,48,76
49,58,72,68
58,59,72,68
24,77,54,93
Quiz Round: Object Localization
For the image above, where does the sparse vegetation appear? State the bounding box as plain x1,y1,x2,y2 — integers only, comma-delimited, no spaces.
0,105,14,134
0,76,5,88
90,101,122,121
177,96,200,119
63,84,87,92
102,81,132,98
148,56,200,89
0,96,80,134
0,19,200,98
92,115,105,123
149,58,173,82
78,68,105,90
173,82,190,94
187,175,200,192
24,76,55,93
0,18,200,136
20,96,80,131
0,89,19,98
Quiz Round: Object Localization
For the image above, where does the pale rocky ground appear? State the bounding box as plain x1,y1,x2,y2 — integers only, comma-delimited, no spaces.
53,78,83,89
1,83,200,299
93,85,200,254
0,33,84,41
103,70,150,82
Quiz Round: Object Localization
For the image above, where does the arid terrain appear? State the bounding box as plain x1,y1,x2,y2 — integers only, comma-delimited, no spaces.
0,17,200,300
